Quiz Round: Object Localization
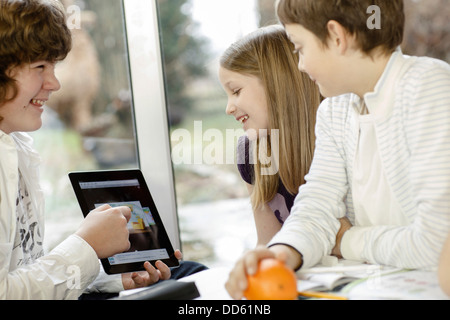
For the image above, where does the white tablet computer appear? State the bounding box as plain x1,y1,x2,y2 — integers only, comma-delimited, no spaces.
69,169,179,274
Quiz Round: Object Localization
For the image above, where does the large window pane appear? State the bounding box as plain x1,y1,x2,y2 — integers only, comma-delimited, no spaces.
31,0,139,250
157,0,271,267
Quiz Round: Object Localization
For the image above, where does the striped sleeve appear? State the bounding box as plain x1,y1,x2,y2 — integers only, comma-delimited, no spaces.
269,97,350,269
270,57,450,271
343,60,450,270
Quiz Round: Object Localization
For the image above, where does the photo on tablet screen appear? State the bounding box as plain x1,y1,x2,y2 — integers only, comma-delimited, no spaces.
69,170,179,274
96,201,169,266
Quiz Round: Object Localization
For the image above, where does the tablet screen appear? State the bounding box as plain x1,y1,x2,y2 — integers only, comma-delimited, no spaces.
69,170,179,274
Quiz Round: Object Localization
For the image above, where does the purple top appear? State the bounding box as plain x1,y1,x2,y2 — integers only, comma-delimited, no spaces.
237,136,296,224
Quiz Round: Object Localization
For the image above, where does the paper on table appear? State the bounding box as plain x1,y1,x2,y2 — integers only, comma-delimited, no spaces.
342,270,450,300
297,260,397,292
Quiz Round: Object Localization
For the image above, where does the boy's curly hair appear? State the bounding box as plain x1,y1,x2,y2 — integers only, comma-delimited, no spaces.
0,0,72,107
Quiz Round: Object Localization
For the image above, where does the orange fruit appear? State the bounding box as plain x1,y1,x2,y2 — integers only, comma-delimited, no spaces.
243,258,298,300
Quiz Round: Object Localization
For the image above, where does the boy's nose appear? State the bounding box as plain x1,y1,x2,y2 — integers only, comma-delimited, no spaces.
43,66,61,92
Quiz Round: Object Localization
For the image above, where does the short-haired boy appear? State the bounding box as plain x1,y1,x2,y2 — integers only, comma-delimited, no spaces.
226,0,450,300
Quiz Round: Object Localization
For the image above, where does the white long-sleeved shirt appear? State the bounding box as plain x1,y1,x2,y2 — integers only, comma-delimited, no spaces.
269,51,450,270
0,131,100,300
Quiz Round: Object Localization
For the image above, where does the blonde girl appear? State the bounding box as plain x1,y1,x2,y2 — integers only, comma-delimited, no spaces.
219,25,321,245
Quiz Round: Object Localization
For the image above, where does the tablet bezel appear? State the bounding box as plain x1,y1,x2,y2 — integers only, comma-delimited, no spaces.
69,169,179,274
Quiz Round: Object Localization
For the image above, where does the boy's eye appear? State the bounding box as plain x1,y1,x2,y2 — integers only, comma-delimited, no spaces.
31,64,45,71
31,61,49,69
233,89,241,96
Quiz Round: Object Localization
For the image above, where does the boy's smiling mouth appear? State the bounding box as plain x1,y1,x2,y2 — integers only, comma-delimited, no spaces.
30,99,46,107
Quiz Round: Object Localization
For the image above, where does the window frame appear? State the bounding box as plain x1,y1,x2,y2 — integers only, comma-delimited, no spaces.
123,0,180,249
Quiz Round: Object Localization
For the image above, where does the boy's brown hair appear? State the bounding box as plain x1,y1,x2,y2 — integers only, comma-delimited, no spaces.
0,0,72,105
277,0,405,55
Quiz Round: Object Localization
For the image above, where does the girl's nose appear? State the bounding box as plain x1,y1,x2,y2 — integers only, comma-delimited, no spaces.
226,101,237,115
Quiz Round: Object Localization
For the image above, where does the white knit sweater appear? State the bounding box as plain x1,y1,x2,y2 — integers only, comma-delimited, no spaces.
270,51,450,270
0,132,100,299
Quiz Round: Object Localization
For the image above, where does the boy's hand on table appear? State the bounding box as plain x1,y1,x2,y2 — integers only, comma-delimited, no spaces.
332,217,353,258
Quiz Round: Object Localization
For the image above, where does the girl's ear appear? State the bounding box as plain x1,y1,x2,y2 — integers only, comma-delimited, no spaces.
326,20,354,55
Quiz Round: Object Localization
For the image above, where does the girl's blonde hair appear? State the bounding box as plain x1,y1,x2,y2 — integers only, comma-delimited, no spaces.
220,25,321,210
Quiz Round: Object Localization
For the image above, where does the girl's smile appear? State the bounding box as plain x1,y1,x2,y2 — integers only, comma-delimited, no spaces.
219,66,269,136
